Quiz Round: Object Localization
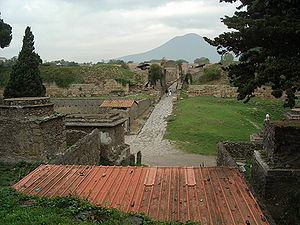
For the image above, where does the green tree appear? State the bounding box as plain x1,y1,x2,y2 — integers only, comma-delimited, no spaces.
220,53,234,65
148,64,163,86
204,0,300,108
194,57,210,65
0,16,12,49
4,27,45,98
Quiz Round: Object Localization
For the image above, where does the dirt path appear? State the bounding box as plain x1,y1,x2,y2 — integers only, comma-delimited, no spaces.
125,84,216,166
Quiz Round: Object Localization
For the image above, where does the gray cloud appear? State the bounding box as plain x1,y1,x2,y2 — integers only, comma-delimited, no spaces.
0,0,239,62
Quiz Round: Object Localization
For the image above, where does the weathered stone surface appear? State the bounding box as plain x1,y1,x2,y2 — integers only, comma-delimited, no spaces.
217,141,262,166
0,97,66,164
65,113,133,166
0,114,66,164
188,85,300,99
51,129,101,165
286,108,300,120
43,80,129,97
66,130,88,146
263,120,300,168
252,151,300,199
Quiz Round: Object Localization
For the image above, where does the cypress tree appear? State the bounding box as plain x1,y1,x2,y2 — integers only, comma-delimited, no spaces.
4,26,45,98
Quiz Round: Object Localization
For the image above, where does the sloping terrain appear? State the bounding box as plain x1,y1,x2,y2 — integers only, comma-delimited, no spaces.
118,33,220,63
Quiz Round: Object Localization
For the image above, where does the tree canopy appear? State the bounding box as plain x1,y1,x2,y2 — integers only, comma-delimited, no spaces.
220,53,234,65
4,26,45,98
194,57,210,65
148,64,163,86
204,0,300,108
0,16,12,49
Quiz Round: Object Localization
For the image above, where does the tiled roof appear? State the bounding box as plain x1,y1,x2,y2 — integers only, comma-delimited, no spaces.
100,99,137,108
14,165,269,224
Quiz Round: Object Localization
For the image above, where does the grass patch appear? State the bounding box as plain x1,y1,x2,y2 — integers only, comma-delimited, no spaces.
165,97,289,155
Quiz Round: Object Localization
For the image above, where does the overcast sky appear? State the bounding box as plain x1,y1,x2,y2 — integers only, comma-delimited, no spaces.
0,0,239,63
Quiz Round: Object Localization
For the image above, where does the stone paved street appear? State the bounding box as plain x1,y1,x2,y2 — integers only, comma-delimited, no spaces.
125,84,216,166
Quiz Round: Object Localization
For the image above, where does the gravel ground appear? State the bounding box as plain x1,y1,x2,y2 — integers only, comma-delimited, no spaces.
125,84,216,166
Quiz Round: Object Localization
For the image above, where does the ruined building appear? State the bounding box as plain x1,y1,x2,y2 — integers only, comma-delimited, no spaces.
0,97,135,166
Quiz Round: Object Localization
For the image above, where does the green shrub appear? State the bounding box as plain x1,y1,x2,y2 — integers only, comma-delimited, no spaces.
114,77,130,86
40,66,83,88
198,65,222,84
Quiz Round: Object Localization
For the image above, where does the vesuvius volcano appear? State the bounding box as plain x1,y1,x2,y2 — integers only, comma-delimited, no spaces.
118,33,220,63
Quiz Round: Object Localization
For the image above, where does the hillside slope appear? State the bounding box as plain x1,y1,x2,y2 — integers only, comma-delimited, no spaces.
118,33,220,63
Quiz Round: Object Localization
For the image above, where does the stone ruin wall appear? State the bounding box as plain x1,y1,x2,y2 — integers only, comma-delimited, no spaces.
51,129,101,165
44,80,129,97
217,120,300,200
128,99,151,120
262,121,300,167
188,84,300,99
252,151,300,199
217,141,262,166
0,97,135,166
52,98,152,122
0,114,66,164
0,79,129,99
66,125,132,166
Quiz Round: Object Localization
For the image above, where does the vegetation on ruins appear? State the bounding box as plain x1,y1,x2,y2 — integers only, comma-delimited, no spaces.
0,15,12,49
148,64,163,86
0,63,142,89
165,97,290,155
193,57,210,65
3,27,45,98
0,162,199,225
204,0,300,108
196,65,222,84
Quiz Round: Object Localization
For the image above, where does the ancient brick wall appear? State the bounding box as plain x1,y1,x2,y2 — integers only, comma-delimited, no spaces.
0,104,54,118
217,141,262,166
252,151,300,199
43,80,129,97
0,115,66,164
263,120,300,168
51,129,101,165
188,85,300,99
66,130,88,146
40,116,66,160
129,99,151,120
52,98,106,114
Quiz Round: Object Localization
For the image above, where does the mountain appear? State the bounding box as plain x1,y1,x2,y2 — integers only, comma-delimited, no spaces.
118,33,220,63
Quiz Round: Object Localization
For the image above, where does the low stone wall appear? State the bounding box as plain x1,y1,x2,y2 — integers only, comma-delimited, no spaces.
52,98,106,114
252,151,300,199
52,98,152,116
51,129,101,165
188,85,299,99
217,141,262,166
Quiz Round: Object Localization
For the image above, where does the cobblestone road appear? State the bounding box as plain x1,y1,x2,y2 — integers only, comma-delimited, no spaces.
125,84,216,166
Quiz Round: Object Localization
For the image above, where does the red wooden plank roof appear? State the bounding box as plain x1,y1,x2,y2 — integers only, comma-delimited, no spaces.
14,165,269,224
100,99,137,108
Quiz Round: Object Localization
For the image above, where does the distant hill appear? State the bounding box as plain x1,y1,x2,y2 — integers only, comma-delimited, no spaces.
118,33,220,63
